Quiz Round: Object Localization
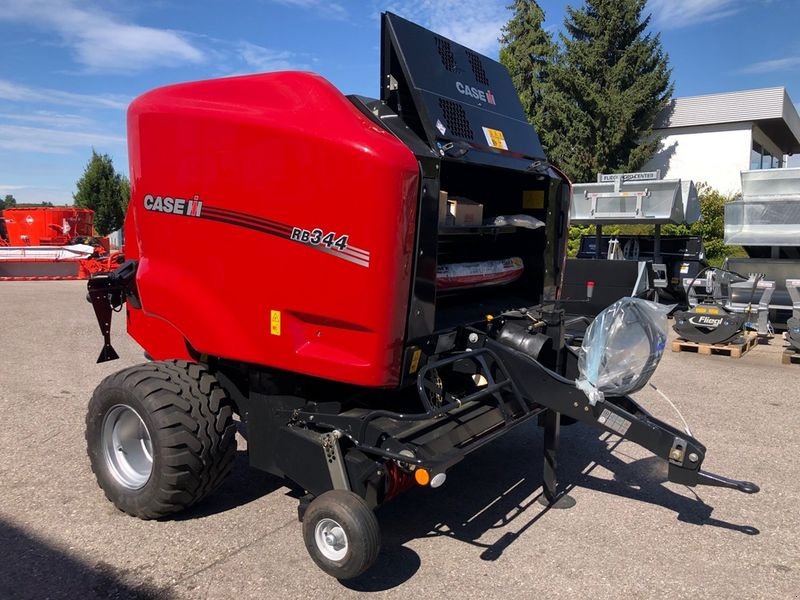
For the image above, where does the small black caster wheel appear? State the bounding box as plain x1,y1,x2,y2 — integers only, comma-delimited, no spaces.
302,490,380,579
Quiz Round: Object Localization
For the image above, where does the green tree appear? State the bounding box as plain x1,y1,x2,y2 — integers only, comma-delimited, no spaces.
73,150,130,235
663,184,747,266
1,194,17,208
542,0,673,182
499,0,557,133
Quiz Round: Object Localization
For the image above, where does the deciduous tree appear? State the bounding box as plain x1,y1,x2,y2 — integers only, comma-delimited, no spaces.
73,150,130,235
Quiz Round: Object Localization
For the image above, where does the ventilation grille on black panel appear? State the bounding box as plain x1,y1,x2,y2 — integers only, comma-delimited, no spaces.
466,50,490,85
435,36,458,72
438,98,474,140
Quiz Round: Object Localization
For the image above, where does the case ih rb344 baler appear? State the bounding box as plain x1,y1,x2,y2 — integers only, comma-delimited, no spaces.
86,13,757,580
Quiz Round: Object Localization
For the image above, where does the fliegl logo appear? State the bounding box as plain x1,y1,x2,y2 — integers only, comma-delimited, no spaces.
455,81,496,105
688,315,724,328
143,194,203,217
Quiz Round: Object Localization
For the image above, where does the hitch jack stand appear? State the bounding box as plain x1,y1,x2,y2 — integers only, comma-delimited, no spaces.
539,410,577,509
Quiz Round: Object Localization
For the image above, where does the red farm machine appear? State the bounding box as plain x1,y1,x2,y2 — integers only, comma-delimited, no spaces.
0,206,120,280
85,13,758,579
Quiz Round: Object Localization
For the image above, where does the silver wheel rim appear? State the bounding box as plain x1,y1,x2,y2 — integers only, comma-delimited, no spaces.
102,404,153,490
314,518,348,561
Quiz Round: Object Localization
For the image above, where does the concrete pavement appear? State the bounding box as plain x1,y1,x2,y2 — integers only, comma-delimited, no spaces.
0,281,797,599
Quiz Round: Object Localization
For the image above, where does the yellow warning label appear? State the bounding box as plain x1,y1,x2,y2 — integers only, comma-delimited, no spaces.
270,310,281,336
482,127,508,150
409,348,422,374
523,190,545,209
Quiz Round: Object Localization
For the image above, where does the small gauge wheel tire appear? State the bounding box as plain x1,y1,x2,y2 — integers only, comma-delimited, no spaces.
302,490,380,579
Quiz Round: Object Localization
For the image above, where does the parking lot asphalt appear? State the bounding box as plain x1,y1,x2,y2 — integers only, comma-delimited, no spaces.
0,280,798,599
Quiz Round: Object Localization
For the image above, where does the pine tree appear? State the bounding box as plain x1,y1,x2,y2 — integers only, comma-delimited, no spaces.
499,0,557,133
542,0,673,182
73,150,130,235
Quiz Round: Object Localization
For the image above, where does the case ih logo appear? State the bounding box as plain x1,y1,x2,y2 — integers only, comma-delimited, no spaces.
455,82,495,105
144,194,203,217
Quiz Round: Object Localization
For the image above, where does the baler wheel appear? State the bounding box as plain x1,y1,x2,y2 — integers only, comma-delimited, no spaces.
302,490,380,580
85,360,236,519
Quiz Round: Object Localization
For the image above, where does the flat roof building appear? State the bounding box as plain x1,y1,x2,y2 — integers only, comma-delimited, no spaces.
643,87,800,194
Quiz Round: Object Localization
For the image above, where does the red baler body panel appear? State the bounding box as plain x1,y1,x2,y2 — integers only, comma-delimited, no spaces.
126,72,420,387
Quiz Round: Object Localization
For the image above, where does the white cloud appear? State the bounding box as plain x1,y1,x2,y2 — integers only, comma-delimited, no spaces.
647,0,742,30
384,0,509,56
0,0,204,72
738,55,800,75
268,0,348,20
0,79,129,109
237,42,307,72
0,111,97,129
0,124,125,154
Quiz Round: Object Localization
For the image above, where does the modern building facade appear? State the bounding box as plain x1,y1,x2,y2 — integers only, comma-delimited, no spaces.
644,87,800,194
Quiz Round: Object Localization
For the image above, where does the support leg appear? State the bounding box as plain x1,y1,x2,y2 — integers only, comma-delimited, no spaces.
538,410,576,509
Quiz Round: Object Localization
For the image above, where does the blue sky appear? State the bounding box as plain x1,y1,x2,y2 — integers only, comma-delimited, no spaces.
1,0,799,204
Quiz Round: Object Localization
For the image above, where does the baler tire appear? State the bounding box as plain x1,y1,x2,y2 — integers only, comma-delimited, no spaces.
302,490,380,580
85,360,237,519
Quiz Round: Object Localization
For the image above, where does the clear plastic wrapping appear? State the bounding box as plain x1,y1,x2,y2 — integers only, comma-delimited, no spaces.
576,297,672,405
484,214,545,230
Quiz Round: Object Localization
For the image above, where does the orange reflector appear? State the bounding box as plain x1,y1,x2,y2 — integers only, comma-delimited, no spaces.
485,314,494,322
414,468,431,486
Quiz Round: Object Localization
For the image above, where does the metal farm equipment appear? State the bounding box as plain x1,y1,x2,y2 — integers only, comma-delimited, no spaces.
85,13,759,579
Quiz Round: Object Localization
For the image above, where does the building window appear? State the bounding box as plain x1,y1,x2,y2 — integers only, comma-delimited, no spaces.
751,140,784,169
751,142,762,169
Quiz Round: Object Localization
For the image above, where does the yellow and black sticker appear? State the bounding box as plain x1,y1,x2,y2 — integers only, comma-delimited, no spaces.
522,190,545,209
409,348,422,374
270,310,281,336
482,127,508,150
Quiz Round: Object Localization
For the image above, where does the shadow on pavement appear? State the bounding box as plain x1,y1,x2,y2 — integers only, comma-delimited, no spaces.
0,518,174,600
172,450,284,521
341,420,759,591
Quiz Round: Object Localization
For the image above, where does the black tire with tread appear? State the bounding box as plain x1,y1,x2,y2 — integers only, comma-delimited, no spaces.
86,360,236,519
302,490,380,580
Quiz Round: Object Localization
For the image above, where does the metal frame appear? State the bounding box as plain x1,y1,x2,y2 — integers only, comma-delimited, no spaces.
213,312,758,512
787,279,800,351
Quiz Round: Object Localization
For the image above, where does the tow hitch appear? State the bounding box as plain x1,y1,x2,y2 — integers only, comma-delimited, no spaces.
483,337,759,497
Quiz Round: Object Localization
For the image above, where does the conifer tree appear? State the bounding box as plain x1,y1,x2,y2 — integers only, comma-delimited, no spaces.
499,0,557,133
542,0,673,182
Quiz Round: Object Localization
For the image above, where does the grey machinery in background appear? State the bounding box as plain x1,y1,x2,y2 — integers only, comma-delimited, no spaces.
562,171,702,315
724,168,800,343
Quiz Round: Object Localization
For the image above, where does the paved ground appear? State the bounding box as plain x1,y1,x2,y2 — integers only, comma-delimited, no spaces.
0,280,798,600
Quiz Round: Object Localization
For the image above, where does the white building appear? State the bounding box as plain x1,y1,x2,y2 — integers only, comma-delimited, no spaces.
644,87,800,194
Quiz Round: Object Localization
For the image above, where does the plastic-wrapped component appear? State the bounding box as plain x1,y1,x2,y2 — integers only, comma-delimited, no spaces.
576,297,672,405
436,257,523,291
484,214,545,230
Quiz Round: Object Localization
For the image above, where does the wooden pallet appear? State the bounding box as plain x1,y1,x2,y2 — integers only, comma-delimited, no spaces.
782,348,800,365
671,331,758,358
